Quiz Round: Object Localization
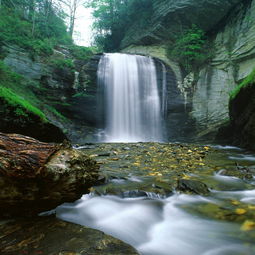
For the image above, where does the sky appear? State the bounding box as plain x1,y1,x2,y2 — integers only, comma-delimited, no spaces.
72,6,94,46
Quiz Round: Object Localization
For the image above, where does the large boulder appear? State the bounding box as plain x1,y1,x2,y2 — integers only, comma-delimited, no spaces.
0,216,139,255
0,132,102,218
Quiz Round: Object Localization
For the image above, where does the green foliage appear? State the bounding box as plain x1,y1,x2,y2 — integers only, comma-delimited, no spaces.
0,60,49,121
45,105,68,122
70,45,96,61
0,86,46,120
85,0,153,51
167,25,210,73
50,58,75,70
0,3,72,56
230,68,255,100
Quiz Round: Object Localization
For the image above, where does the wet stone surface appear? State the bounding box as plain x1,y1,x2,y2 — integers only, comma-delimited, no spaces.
80,143,254,196
0,216,139,255
1,142,255,254
80,143,255,227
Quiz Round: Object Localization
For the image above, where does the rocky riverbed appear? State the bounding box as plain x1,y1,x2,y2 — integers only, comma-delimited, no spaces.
1,142,255,254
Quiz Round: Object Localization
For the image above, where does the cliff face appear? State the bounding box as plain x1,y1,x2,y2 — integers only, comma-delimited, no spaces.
191,0,255,136
121,0,241,48
123,0,255,144
0,45,99,143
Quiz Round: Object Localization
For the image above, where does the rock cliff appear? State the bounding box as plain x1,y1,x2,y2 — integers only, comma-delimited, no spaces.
122,0,255,145
0,45,100,143
121,0,241,48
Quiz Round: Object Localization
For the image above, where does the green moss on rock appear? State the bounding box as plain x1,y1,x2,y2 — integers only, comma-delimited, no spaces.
0,86,47,121
230,68,255,101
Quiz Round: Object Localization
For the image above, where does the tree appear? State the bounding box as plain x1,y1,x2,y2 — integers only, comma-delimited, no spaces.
167,24,208,73
84,0,153,51
59,0,84,38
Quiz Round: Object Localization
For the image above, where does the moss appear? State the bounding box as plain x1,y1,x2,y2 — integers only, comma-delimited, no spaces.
230,68,255,101
0,86,47,121
45,105,68,122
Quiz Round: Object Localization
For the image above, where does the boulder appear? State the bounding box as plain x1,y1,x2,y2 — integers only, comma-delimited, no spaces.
0,132,101,218
0,216,139,255
177,179,210,195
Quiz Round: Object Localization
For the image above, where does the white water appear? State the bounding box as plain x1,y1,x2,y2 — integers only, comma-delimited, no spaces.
56,193,253,255
97,53,165,142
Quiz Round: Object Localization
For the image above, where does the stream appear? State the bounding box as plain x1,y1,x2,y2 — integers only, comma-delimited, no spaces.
56,143,255,255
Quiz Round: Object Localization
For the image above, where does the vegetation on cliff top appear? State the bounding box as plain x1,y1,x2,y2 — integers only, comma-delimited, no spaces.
230,68,255,101
85,0,153,51
0,0,72,56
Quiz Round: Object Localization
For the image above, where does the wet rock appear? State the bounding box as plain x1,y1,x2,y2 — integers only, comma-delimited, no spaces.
0,216,138,255
177,179,210,195
97,152,111,157
219,167,253,180
0,133,101,218
229,79,255,151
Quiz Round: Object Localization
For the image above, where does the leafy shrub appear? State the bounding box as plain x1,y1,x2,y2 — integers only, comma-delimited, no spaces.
50,58,75,70
230,68,255,100
167,24,210,73
70,45,96,61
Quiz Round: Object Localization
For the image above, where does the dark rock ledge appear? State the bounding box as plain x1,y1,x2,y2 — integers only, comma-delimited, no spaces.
0,216,139,255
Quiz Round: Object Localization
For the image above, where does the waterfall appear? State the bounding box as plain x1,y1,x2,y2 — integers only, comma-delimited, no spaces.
97,53,166,142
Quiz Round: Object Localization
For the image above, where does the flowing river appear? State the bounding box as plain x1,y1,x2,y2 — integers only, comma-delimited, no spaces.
56,143,255,255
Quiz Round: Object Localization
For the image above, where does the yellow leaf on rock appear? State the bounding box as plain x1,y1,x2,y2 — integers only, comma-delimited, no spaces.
235,208,247,215
248,205,255,210
204,146,210,150
241,220,255,231
231,200,240,205
182,174,191,180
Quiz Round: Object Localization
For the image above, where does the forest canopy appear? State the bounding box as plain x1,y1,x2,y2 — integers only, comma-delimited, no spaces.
0,0,72,55
85,0,153,51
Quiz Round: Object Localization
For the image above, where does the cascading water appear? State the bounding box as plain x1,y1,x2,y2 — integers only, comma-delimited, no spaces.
97,53,165,142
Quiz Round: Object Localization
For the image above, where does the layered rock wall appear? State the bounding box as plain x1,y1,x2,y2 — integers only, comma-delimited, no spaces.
122,0,255,142
191,0,255,136
121,0,241,48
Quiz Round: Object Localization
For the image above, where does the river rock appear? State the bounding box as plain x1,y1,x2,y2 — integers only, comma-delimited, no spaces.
0,216,139,255
177,179,210,195
0,133,101,218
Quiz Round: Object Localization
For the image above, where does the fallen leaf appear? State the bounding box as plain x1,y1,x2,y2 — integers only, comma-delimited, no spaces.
235,208,247,215
241,220,255,231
